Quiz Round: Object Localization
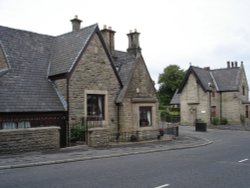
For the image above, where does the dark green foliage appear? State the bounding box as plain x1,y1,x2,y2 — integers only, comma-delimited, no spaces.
70,124,86,143
158,65,185,105
212,117,228,125
212,117,220,125
220,117,228,125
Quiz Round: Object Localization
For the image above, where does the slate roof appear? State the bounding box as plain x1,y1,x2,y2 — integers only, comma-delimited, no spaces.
0,23,149,112
113,50,136,85
178,66,242,94
0,26,65,112
170,89,180,105
211,68,240,91
112,51,137,103
49,24,98,76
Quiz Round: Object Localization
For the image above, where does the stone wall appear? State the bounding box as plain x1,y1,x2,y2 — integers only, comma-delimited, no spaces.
119,56,159,133
0,127,60,154
180,72,247,125
68,33,120,132
88,128,110,147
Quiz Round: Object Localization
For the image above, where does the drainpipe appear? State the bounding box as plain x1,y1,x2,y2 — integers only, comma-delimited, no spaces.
116,103,121,141
220,92,222,122
66,75,70,146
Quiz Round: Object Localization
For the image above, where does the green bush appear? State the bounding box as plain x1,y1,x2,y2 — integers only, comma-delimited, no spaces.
160,111,168,121
70,124,86,143
220,117,228,125
212,117,220,125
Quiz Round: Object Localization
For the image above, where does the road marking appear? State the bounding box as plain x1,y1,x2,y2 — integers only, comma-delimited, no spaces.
155,184,170,188
238,159,249,163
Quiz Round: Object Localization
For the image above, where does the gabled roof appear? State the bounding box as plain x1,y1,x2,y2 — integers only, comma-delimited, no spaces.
49,24,98,76
0,26,65,112
0,23,124,112
113,51,137,103
113,51,136,85
178,65,241,94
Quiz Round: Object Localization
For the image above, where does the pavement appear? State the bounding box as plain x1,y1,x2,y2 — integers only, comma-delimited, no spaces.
0,126,213,170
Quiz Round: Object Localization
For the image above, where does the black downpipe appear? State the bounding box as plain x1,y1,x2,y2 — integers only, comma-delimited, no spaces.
116,103,121,141
66,76,70,146
220,92,222,122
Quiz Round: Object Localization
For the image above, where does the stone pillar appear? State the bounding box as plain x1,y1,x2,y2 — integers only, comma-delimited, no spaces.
88,128,110,147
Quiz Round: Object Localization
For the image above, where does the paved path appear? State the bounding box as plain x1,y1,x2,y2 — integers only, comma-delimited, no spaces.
0,126,212,170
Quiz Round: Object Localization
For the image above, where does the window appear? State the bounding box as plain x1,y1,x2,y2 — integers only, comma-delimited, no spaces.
212,90,215,98
18,121,31,128
139,106,152,127
246,105,249,118
242,85,245,96
2,121,31,129
87,94,105,120
2,122,17,129
211,106,216,117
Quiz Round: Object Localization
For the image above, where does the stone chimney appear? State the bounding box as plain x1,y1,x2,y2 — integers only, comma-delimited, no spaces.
127,29,141,55
70,15,82,32
101,25,116,55
235,61,238,67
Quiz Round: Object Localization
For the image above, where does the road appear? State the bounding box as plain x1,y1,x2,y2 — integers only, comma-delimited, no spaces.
0,127,250,188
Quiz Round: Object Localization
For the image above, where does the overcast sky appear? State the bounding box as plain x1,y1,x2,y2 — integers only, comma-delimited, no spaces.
1,0,250,88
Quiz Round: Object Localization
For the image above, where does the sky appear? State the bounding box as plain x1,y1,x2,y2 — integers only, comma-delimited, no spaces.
1,0,250,89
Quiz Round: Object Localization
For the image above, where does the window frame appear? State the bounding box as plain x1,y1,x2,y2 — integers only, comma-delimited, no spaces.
139,106,152,127
87,94,105,121
245,105,249,118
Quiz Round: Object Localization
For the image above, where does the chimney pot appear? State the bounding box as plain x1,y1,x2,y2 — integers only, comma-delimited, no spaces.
127,29,141,54
100,26,116,55
231,61,234,68
204,67,210,70
235,61,238,67
227,61,230,68
70,15,82,31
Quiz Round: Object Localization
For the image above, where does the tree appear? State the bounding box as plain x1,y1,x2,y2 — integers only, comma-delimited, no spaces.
158,64,185,105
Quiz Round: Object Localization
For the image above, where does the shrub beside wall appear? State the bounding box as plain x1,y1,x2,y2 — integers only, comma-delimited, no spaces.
0,127,60,154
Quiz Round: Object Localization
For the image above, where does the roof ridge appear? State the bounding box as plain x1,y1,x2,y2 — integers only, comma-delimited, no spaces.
0,25,54,38
55,23,98,38
209,72,219,91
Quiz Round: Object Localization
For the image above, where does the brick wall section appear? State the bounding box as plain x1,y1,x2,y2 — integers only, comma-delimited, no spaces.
88,128,109,147
221,92,241,124
0,127,60,154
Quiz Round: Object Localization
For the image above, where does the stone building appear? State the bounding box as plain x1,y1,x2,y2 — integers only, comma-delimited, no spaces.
177,62,249,126
0,17,159,147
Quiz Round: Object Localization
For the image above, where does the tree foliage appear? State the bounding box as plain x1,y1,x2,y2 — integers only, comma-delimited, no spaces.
158,64,185,105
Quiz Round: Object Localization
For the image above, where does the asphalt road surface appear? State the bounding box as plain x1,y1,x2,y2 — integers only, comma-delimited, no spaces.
0,128,250,188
